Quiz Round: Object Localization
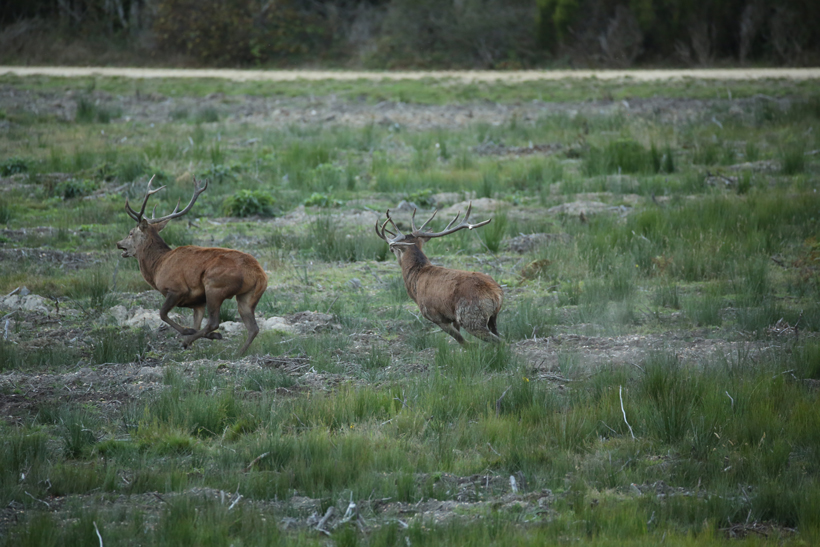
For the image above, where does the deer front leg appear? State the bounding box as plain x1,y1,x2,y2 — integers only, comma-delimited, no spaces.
160,292,195,335
192,305,222,340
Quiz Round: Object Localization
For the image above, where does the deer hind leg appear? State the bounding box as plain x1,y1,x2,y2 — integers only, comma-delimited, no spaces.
236,289,263,355
488,313,501,338
160,292,196,335
436,321,467,345
458,306,502,344
182,305,221,339
182,293,227,349
192,306,223,340
465,325,502,344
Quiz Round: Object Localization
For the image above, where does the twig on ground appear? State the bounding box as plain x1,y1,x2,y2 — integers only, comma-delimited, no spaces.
24,491,50,508
600,421,617,435
93,521,104,547
316,506,335,535
496,386,511,417
243,452,270,472
619,385,636,440
228,494,243,510
324,295,340,314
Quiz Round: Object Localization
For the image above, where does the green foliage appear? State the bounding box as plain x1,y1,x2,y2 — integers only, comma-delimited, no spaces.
195,107,219,124
304,192,343,208
639,352,702,444
92,328,151,365
781,141,806,175
153,0,329,65
75,96,119,124
478,209,507,253
55,178,97,199
584,139,659,175
406,188,435,208
222,189,275,217
0,198,11,225
502,297,556,340
309,216,386,262
58,407,97,459
0,157,28,176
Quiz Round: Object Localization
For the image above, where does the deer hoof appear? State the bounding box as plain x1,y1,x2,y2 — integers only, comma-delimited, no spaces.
206,332,223,340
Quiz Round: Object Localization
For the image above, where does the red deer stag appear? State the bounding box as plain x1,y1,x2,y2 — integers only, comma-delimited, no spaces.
116,176,268,355
375,203,503,344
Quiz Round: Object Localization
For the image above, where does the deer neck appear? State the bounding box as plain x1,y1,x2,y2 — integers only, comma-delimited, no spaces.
136,235,172,289
399,244,431,302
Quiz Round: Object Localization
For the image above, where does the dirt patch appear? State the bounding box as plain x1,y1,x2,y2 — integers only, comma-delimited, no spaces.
516,331,782,374
3,67,819,82
0,247,96,269
0,80,805,133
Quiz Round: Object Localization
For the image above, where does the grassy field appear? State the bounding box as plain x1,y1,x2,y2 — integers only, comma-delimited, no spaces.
1,73,819,546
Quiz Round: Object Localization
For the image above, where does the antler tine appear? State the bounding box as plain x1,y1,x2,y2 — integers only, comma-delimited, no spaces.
413,201,492,239
124,198,140,221
147,178,208,224
443,211,461,231
375,209,403,242
131,175,166,222
414,209,438,234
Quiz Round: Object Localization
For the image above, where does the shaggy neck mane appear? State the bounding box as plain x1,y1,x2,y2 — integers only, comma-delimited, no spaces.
137,230,172,288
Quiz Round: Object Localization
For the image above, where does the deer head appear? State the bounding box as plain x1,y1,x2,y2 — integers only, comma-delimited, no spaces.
375,202,492,262
117,176,208,257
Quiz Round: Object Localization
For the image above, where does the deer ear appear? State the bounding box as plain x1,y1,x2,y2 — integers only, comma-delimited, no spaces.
153,219,171,232
138,218,150,230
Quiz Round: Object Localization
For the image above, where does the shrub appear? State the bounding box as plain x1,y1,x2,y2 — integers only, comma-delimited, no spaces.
584,139,656,175
0,157,28,176
479,209,508,253
0,199,11,225
407,189,435,208
304,192,343,208
223,189,275,217
55,178,97,199
153,0,329,65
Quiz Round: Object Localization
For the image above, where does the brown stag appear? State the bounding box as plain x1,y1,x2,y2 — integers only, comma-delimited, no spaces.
375,203,503,344
116,176,268,355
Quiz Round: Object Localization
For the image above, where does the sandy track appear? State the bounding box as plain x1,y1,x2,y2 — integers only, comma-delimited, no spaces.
1,66,819,82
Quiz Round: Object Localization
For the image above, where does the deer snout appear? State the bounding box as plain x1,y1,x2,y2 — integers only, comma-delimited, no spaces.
116,240,131,258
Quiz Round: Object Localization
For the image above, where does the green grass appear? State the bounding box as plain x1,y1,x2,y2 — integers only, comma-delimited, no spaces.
1,74,819,545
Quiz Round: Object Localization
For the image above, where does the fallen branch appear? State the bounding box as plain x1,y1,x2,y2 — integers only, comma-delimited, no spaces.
316,506,335,535
619,385,636,440
24,491,50,508
243,452,270,472
93,521,104,547
228,494,243,510
496,386,511,417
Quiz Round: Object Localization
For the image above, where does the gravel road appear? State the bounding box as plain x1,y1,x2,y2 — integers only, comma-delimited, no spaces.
1,66,819,82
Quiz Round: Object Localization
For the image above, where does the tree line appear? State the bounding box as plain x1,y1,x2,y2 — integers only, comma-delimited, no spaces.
1,0,818,67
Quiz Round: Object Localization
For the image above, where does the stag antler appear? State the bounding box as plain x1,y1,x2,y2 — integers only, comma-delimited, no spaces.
375,209,404,243
125,176,208,225
125,175,165,222
411,202,491,239
376,202,492,244
146,178,208,224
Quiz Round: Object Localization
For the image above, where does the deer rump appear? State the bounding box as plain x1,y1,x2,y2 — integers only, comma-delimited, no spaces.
406,265,503,343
